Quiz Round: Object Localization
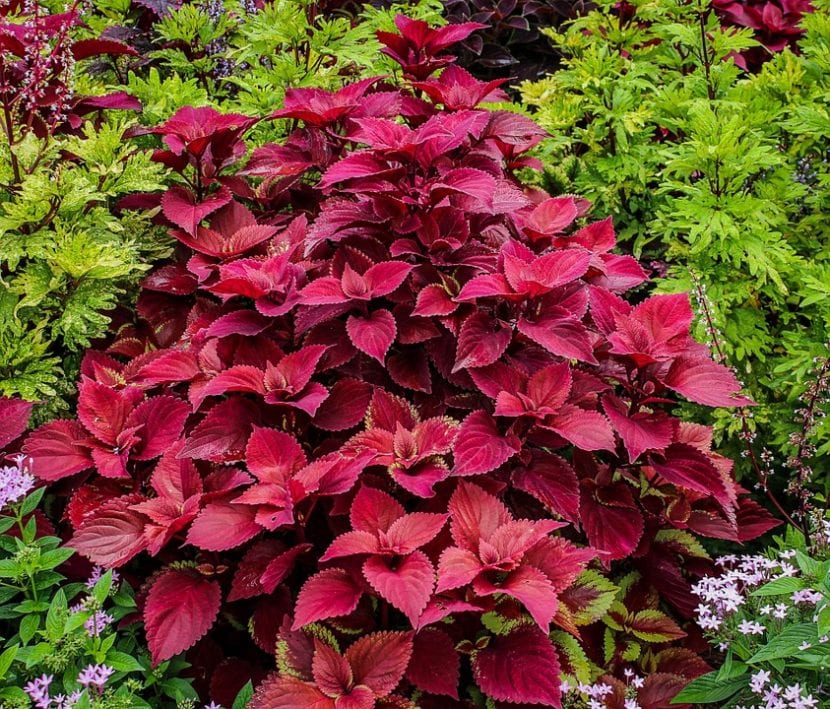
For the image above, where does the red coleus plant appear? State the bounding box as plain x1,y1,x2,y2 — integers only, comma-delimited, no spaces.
713,0,813,70
22,18,779,708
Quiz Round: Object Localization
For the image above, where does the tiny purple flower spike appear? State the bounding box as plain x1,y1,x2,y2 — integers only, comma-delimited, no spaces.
24,673,53,709
0,455,35,511
84,610,114,637
77,664,115,694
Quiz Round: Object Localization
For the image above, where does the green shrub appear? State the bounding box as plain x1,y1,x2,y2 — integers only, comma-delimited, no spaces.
521,0,830,485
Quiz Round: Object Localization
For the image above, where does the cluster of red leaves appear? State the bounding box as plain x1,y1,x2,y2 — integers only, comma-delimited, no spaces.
713,0,813,71
22,16,779,708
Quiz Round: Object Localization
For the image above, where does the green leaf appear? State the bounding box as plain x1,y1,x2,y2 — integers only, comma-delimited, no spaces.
91,568,114,605
19,487,45,517
751,576,805,596
818,603,830,636
19,613,40,644
233,681,254,709
45,588,67,641
671,671,747,703
0,645,18,680
39,547,74,570
104,649,145,673
747,623,818,663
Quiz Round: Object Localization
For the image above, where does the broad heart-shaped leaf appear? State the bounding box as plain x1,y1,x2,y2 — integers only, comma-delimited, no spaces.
663,355,754,407
144,568,221,665
24,420,93,481
405,628,460,699
0,397,32,448
312,639,353,696
448,481,511,552
70,495,148,567
602,395,674,462
512,452,579,523
77,378,140,445
472,626,561,707
476,565,559,632
293,568,363,629
347,309,397,364
161,185,232,235
363,551,435,627
246,426,306,483
313,379,373,431
547,405,616,453
452,312,512,372
344,631,414,697
452,411,520,477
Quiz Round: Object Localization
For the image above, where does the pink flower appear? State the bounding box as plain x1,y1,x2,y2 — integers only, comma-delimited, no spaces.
750,669,771,693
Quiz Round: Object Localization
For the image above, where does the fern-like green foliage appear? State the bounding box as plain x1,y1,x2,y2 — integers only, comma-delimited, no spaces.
0,118,169,411
521,0,830,486
125,0,445,139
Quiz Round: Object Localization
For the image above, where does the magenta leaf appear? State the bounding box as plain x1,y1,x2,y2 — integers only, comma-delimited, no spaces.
347,309,397,364
345,631,414,697
161,185,232,235
293,568,363,629
453,312,512,372
452,411,520,476
144,568,222,665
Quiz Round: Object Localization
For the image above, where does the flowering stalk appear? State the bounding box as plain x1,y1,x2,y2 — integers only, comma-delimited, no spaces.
785,349,830,525
690,273,804,534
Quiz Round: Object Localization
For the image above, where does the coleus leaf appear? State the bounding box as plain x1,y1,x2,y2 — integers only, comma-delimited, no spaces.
70,495,148,567
0,398,33,449
347,309,397,364
362,551,435,627
602,395,674,462
24,420,93,481
663,355,753,407
344,631,414,697
144,568,222,665
452,411,520,476
186,503,260,551
293,568,363,629
453,312,512,372
161,185,233,236
405,628,460,698
472,626,561,707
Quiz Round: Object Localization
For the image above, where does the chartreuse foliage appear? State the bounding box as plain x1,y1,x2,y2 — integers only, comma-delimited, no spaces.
0,2,169,412
521,0,830,482
105,0,446,130
18,16,781,707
